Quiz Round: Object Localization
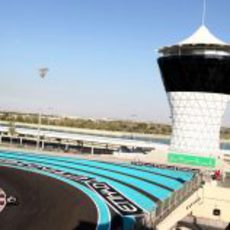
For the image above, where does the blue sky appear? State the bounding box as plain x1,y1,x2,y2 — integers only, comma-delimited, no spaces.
0,0,230,125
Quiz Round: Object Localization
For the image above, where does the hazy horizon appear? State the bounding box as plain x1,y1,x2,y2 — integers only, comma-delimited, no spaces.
1,0,230,125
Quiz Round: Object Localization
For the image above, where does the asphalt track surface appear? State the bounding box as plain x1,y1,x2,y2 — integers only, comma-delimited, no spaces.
0,166,99,230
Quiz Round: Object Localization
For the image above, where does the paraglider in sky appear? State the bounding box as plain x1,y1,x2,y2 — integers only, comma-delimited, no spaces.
39,68,49,79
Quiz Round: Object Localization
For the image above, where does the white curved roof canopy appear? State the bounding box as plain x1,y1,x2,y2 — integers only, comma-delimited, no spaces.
158,25,230,55
179,25,228,46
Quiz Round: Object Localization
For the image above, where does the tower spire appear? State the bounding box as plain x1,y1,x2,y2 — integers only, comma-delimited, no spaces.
202,0,207,25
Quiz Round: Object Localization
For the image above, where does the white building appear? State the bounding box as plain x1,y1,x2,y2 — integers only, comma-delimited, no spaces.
158,25,230,167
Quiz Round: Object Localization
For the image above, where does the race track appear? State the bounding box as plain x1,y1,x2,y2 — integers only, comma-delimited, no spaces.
0,166,99,230
0,150,195,230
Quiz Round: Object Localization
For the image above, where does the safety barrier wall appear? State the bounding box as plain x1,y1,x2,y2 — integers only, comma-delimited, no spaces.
139,172,202,228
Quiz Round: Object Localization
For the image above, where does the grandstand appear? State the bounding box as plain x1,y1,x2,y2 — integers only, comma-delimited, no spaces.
0,150,202,229
0,123,167,153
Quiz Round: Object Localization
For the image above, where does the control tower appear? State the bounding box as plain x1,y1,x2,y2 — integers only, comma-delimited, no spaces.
158,25,230,167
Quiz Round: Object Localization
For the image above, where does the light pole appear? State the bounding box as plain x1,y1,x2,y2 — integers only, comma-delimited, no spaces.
37,67,49,149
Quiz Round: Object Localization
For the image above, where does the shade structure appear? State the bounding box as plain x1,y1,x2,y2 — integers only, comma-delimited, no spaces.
158,26,230,167
179,25,227,46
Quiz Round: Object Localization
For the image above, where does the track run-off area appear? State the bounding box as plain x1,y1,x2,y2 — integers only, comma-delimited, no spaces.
0,150,195,230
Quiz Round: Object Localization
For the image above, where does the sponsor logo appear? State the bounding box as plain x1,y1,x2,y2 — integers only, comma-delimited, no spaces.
186,197,201,210
87,181,144,216
0,159,144,216
0,189,6,212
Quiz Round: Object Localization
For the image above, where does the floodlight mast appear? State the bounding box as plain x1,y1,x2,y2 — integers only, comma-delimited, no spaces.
37,67,49,149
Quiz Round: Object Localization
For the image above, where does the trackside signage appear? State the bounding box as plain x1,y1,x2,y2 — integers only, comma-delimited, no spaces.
0,159,145,216
87,181,144,216
168,153,216,168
